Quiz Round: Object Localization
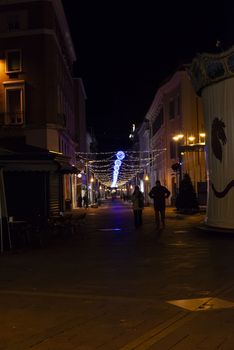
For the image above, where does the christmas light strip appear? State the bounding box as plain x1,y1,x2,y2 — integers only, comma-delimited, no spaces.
76,148,166,156
76,149,166,187
80,153,165,163
87,157,159,186
78,156,115,163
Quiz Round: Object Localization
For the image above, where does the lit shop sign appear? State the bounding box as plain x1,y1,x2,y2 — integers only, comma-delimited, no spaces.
111,151,125,187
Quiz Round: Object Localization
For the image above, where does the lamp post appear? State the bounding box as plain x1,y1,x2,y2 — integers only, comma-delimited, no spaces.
77,172,82,208
85,159,89,193
172,134,184,193
90,177,94,205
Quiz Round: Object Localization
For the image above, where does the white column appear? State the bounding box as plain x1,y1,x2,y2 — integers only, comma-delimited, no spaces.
202,78,234,228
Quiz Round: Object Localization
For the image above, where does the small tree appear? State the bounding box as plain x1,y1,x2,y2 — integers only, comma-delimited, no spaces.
175,173,199,213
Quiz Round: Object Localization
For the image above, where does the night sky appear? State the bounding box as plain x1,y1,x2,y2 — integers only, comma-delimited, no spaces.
62,1,233,152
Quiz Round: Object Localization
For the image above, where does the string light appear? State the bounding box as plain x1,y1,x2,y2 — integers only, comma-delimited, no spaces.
76,148,166,187
76,148,166,157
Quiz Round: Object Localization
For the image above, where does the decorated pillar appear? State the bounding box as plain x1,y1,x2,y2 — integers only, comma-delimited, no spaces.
190,47,234,229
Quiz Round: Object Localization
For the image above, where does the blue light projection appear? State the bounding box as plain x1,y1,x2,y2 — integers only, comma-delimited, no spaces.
111,151,125,187
115,159,122,166
116,151,125,161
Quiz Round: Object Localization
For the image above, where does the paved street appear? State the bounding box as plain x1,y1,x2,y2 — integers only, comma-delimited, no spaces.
1,199,234,349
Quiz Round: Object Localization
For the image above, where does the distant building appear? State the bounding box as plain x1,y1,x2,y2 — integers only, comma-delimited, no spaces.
136,120,150,204
0,0,87,219
73,78,87,153
145,68,207,205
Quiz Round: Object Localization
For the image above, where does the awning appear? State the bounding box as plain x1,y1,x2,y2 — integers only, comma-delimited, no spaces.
0,144,78,174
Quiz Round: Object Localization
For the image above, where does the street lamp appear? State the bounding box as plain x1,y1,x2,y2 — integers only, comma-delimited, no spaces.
173,134,184,142
90,177,94,204
199,133,206,144
188,135,195,145
144,174,149,206
172,134,184,192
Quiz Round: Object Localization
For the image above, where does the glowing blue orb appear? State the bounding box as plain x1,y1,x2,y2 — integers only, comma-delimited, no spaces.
116,151,125,160
115,160,121,167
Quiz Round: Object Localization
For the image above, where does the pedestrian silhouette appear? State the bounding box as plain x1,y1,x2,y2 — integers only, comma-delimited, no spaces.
83,192,88,208
149,180,170,230
131,185,144,228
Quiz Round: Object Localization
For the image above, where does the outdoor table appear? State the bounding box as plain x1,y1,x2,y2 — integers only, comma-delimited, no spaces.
9,220,30,248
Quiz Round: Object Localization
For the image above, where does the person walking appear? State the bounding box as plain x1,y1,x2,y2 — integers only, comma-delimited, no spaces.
131,185,144,228
149,180,170,230
83,191,89,208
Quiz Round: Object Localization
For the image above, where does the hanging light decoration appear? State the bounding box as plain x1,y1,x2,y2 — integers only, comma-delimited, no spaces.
111,151,125,187
75,148,166,188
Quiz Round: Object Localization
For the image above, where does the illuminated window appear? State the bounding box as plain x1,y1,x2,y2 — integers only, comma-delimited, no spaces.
6,50,22,73
4,84,24,124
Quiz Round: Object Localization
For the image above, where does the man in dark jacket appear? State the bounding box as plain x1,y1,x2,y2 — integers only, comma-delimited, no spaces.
149,180,170,230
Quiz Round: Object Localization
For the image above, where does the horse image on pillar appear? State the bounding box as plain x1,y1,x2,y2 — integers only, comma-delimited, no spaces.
189,47,234,229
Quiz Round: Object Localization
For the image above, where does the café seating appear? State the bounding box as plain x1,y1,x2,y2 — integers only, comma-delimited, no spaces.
8,211,87,250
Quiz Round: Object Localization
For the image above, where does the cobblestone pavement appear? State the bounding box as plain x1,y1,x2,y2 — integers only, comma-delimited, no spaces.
1,199,234,349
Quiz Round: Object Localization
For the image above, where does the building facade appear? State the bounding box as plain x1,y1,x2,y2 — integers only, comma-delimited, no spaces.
136,120,151,204
145,68,207,205
0,0,86,218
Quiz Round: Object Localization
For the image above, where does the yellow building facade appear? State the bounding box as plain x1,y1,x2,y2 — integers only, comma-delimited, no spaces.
146,68,207,205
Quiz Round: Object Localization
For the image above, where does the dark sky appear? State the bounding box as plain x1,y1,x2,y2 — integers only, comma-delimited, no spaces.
62,1,232,152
